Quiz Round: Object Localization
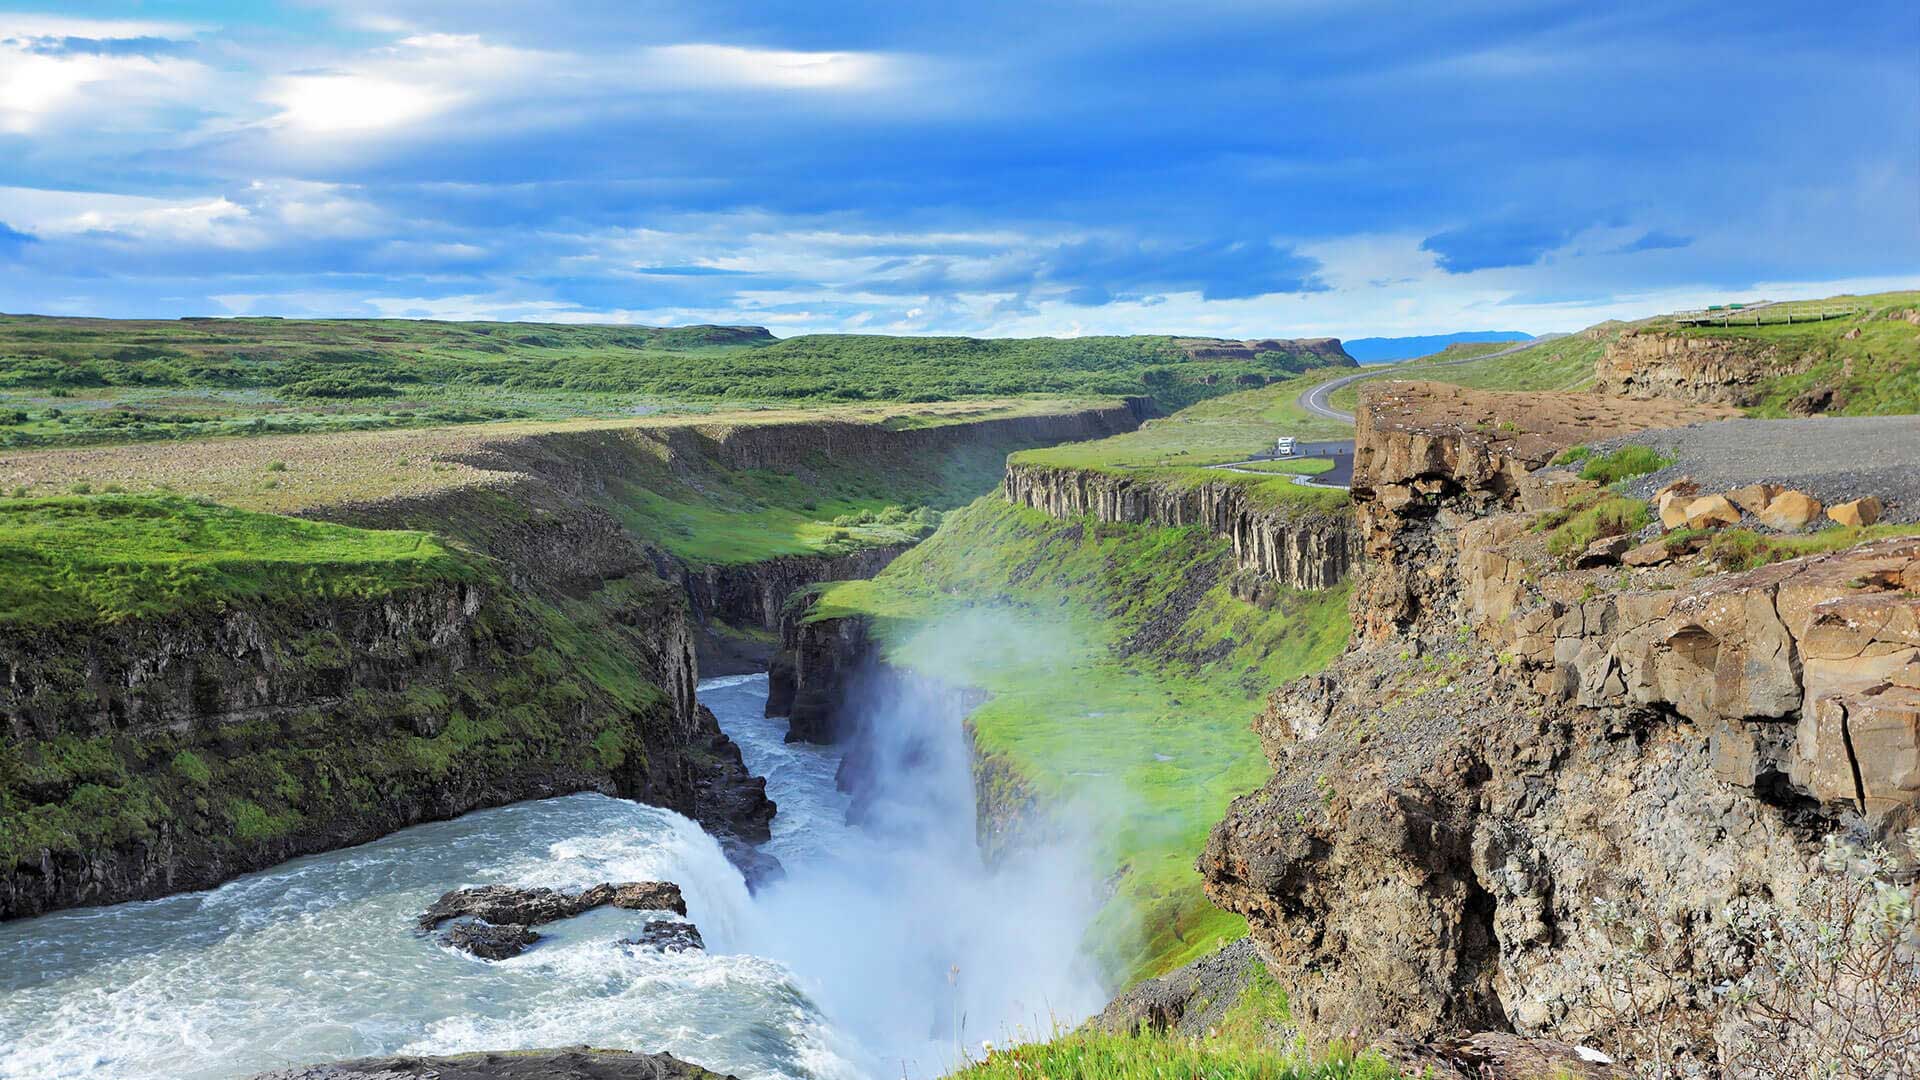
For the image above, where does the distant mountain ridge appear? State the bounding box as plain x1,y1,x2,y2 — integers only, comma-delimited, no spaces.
1344,331,1535,364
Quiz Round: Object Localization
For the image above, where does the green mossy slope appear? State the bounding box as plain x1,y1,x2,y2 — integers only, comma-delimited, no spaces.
811,498,1350,982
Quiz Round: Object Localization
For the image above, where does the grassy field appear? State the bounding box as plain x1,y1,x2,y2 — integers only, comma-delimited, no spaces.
0,495,471,627
945,965,1401,1080
1326,333,1605,413
0,315,1351,449
811,498,1352,983
1652,291,1920,417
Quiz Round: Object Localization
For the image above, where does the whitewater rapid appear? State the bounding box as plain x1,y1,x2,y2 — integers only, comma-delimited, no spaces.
0,673,1103,1080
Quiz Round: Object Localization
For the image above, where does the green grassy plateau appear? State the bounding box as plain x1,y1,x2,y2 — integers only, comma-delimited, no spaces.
0,494,471,627
1010,370,1355,512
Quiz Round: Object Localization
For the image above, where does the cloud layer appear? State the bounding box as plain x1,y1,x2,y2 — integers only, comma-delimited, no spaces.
0,1,1914,335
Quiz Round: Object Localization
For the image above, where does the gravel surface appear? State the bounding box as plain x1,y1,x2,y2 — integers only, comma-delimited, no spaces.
1590,415,1920,523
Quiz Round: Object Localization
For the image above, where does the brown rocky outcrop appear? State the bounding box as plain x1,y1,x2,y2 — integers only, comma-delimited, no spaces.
1594,328,1813,406
1002,463,1353,590
1348,382,1734,638
1200,381,1882,1063
1827,495,1883,527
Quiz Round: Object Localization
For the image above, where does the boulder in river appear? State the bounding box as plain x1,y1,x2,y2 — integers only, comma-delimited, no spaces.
246,1046,738,1079
440,922,540,961
419,881,687,931
625,920,704,952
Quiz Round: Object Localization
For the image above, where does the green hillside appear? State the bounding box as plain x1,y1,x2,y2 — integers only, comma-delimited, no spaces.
0,315,1352,449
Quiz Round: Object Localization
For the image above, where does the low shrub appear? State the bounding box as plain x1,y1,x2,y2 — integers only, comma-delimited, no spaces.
1576,445,1672,485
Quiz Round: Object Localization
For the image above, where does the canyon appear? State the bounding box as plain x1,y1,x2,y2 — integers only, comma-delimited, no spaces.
0,400,1145,920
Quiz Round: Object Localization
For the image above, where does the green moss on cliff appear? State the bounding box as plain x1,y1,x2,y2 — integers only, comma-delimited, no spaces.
0,516,682,909
812,498,1350,982
0,494,471,627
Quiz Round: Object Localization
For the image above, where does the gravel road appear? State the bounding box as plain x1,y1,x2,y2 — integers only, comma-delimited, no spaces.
1592,415,1920,524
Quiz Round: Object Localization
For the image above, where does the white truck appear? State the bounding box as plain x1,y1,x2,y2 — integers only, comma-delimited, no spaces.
1275,436,1296,457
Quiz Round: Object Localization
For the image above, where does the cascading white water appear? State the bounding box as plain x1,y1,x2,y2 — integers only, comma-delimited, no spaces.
0,673,1104,1080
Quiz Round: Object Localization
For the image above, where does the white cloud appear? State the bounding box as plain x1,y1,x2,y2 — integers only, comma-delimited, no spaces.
254,32,907,147
643,44,900,91
0,41,211,135
0,180,384,248
263,33,552,137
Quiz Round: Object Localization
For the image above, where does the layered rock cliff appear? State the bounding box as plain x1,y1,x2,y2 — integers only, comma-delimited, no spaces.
1002,462,1352,590
1201,381,1895,1060
675,546,909,674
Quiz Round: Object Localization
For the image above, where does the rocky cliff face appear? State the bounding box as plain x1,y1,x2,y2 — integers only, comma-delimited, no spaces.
1003,462,1352,590
674,546,909,674
1201,381,1882,1057
765,609,872,744
1593,328,1811,407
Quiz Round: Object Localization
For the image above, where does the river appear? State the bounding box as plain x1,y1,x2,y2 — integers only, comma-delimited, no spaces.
0,674,1103,1080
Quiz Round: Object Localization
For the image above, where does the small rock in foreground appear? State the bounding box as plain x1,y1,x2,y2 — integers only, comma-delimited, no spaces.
624,920,704,952
1371,1031,1624,1080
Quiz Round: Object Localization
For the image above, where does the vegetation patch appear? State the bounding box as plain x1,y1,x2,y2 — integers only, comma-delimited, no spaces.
1327,332,1606,413
1660,291,1920,418
1554,444,1673,485
946,1029,1400,1080
0,315,1350,449
1538,494,1652,557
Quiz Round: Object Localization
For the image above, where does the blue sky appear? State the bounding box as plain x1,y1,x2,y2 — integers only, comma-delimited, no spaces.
0,1,1915,338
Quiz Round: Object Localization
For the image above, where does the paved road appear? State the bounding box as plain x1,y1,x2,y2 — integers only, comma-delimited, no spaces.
1601,416,1920,524
1296,339,1553,424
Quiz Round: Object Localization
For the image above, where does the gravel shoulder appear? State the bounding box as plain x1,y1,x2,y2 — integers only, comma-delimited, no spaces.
1592,415,1920,523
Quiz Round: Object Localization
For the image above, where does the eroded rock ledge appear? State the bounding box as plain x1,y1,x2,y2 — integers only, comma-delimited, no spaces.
1593,328,1808,407
1201,381,1891,1060
1002,462,1352,590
